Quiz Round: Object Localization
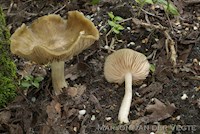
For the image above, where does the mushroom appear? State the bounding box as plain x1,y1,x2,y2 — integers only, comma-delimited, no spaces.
10,11,99,95
104,48,150,123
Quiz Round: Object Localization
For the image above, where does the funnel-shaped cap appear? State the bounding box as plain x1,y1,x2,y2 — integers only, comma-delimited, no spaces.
11,11,99,64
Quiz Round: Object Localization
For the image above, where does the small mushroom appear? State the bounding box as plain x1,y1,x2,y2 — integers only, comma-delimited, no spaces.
10,11,99,95
104,48,150,123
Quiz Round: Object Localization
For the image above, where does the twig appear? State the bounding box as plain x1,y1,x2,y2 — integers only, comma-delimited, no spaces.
184,0,200,5
186,76,200,81
118,17,132,23
141,8,163,20
164,9,174,32
105,29,112,46
108,37,115,53
53,5,66,14
131,18,177,66
7,0,14,15
132,18,167,30
164,30,177,66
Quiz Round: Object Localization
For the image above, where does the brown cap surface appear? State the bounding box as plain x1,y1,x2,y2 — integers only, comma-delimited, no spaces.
104,49,150,84
10,11,99,64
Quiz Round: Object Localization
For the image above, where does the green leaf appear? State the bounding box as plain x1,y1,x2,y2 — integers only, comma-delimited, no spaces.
156,0,179,15
150,64,156,73
136,0,153,4
135,0,143,4
34,76,44,82
163,4,179,15
24,75,33,81
156,0,167,5
114,16,124,21
91,0,100,5
144,0,153,4
32,82,39,88
108,12,115,20
108,20,118,27
116,24,124,30
112,28,120,34
21,81,31,88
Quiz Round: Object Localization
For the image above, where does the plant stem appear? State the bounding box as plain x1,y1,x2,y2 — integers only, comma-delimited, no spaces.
51,61,68,95
118,72,132,123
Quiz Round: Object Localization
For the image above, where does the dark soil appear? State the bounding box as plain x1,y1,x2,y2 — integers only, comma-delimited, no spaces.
0,0,200,134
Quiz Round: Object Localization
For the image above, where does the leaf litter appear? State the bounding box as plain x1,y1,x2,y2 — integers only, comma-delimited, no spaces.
0,0,200,133
129,98,176,133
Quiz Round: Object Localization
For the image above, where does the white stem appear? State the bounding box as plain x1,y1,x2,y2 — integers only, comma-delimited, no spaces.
51,61,68,95
118,72,132,124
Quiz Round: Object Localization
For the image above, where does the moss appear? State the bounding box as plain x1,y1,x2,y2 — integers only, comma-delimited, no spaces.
0,7,17,107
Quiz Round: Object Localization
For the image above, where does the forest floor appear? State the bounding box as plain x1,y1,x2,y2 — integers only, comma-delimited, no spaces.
0,0,200,134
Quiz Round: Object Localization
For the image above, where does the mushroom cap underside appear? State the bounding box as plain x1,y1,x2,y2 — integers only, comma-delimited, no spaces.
104,49,150,84
10,11,99,64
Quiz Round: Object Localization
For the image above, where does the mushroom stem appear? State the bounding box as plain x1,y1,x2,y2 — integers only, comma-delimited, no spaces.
51,61,68,95
118,72,132,123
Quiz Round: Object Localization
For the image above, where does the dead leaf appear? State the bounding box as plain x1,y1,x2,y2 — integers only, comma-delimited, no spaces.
74,84,86,99
46,100,62,125
180,63,197,75
67,87,78,97
54,102,61,114
65,108,78,119
65,64,79,80
145,98,176,122
178,45,192,63
0,111,11,124
9,124,23,134
89,94,102,111
52,126,70,134
17,61,35,79
65,63,88,81
39,125,52,134
155,125,173,134
139,82,163,99
17,61,47,79
22,110,33,133
129,98,176,131
32,65,47,77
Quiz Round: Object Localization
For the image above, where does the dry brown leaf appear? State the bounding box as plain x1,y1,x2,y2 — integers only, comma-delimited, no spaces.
140,82,163,99
89,94,102,111
155,125,173,134
67,87,78,97
145,98,176,122
39,125,52,134
75,84,86,98
9,124,23,134
17,61,47,79
66,108,78,119
0,111,11,124
46,100,62,125
54,102,61,114
65,63,88,81
129,98,176,131
63,84,86,98
17,61,35,79
22,110,33,132
180,63,197,75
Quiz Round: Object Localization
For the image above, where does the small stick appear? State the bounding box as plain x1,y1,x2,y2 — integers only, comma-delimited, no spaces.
131,18,177,66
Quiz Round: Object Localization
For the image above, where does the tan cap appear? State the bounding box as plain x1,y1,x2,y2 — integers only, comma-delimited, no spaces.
104,48,150,84
10,11,99,64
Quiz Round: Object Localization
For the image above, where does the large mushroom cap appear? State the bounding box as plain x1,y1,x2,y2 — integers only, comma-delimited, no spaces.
10,11,99,64
104,49,150,84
